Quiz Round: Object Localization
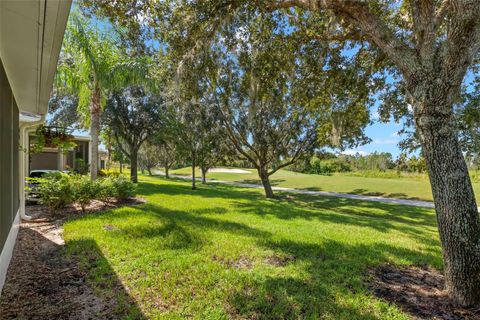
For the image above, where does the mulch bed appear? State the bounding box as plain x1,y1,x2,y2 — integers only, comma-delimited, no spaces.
0,198,144,320
369,264,480,320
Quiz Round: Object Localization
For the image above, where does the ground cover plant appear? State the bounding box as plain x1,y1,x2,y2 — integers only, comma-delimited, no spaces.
64,175,446,319
171,167,480,203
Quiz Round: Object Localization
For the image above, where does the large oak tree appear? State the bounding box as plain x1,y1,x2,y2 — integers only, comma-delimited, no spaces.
80,0,480,305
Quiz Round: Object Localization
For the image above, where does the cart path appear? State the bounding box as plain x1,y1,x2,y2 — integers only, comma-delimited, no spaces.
154,171,442,209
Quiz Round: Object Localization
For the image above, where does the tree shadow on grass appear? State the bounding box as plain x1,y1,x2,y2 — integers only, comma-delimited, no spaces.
137,177,439,248
349,188,422,201
228,238,442,319
67,238,147,319
64,184,442,319
240,179,286,186
92,203,270,253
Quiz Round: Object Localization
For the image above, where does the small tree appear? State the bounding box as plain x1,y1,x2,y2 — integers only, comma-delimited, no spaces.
103,86,163,182
138,142,160,176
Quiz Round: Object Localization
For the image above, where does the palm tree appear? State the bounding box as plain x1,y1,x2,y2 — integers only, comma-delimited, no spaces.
56,11,152,180
56,11,118,180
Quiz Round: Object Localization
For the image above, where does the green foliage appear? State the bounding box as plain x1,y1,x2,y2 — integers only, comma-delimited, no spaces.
97,176,117,203
36,173,136,211
30,125,77,154
71,175,100,213
111,175,137,200
37,173,74,211
309,157,352,175
75,158,90,175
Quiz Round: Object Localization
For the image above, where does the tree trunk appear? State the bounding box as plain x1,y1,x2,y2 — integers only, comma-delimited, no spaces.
130,148,138,183
415,99,480,306
119,160,123,173
258,168,275,198
191,151,196,190
147,167,152,176
89,88,101,180
165,164,170,179
201,166,207,184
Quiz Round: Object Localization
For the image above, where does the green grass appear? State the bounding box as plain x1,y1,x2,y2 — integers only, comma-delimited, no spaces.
171,167,480,202
64,175,442,319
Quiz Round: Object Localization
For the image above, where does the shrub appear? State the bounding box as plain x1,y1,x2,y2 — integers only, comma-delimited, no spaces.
111,176,136,200
97,177,117,203
37,172,74,211
71,175,99,213
308,157,351,175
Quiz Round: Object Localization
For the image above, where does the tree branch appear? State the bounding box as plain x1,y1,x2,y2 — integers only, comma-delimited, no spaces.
267,0,420,77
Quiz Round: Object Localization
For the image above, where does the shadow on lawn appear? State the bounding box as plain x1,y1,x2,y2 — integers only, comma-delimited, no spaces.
113,203,440,318
138,178,438,247
67,238,147,319
350,188,422,201
78,177,442,318
228,238,442,319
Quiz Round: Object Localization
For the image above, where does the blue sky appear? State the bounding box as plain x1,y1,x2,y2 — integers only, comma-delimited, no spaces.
345,118,405,157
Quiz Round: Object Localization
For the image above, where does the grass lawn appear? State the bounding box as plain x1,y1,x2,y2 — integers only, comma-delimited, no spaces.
171,167,480,202
64,175,442,319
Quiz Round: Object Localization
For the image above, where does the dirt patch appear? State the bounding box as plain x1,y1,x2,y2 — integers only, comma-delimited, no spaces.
212,255,253,270
0,198,145,320
26,197,146,221
264,253,295,267
368,264,480,320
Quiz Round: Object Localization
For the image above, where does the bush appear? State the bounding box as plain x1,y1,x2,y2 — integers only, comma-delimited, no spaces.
111,176,136,200
71,175,99,213
36,172,74,211
36,173,136,212
99,169,121,177
96,177,116,203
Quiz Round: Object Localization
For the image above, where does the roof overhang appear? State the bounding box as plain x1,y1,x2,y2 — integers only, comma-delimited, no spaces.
0,0,72,116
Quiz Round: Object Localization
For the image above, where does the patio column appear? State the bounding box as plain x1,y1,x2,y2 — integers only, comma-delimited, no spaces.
57,147,64,171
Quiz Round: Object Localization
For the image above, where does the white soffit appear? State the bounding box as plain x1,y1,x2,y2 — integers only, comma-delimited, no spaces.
0,0,72,115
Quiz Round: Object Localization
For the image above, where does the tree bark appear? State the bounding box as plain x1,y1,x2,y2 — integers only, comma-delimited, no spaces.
130,148,138,183
119,160,123,173
147,167,152,176
415,99,480,306
258,167,275,198
201,166,207,184
89,88,101,181
165,164,170,179
191,151,196,190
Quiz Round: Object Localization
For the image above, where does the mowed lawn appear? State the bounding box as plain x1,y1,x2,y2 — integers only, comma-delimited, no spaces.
64,175,442,319
171,167,480,202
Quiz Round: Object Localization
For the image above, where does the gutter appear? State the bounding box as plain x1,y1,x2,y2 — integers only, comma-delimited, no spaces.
19,115,45,221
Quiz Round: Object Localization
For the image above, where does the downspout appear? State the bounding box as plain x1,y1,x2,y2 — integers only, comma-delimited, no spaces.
19,115,45,221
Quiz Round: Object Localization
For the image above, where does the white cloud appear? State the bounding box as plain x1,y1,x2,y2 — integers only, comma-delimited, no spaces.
372,138,400,145
390,131,400,138
370,109,380,121
341,149,369,156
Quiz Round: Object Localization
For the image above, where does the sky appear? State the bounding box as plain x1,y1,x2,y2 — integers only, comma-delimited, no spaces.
345,118,404,157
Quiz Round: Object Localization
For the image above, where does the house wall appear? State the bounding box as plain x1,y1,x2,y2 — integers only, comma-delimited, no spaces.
0,58,20,292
